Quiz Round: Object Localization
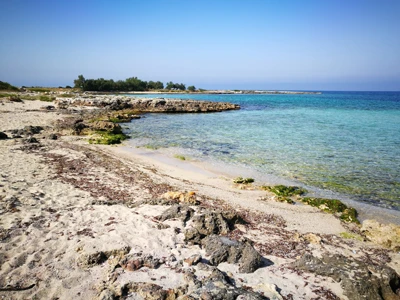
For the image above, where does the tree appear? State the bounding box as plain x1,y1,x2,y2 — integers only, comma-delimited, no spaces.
74,75,86,89
166,81,175,90
187,85,196,92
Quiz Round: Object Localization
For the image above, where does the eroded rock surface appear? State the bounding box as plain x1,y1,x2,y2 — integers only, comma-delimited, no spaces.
203,235,263,273
291,253,400,300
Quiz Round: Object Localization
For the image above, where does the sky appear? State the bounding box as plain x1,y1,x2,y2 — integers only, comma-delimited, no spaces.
1,0,399,91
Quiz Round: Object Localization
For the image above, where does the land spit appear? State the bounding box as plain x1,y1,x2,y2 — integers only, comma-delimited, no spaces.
0,94,399,299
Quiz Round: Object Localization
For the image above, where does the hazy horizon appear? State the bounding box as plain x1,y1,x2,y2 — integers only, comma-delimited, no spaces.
1,0,399,91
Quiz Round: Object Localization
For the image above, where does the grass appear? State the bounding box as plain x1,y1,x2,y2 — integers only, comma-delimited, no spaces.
57,93,76,98
39,95,55,102
0,93,16,98
27,88,52,93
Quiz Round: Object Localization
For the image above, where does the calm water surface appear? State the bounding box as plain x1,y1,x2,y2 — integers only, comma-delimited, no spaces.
125,92,400,210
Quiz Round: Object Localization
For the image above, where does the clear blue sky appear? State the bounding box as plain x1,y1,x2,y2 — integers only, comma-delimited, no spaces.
1,0,399,91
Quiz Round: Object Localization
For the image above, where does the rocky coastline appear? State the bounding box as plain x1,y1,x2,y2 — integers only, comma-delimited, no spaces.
54,95,240,113
0,94,400,299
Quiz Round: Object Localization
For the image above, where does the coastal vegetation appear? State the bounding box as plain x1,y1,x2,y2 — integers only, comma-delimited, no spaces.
0,81,19,91
73,75,197,92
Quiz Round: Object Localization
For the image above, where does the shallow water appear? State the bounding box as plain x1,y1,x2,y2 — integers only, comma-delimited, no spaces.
125,92,400,210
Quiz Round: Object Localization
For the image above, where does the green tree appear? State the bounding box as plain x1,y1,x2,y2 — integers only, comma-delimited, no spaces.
73,75,86,89
187,85,196,92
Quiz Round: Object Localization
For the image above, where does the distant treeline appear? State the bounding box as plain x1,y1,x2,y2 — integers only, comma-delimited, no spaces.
74,75,196,92
0,81,19,91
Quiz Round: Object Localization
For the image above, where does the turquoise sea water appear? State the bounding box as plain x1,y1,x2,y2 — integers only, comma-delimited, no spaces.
125,92,400,210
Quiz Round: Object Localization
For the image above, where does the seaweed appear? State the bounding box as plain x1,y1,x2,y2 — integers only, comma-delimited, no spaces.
301,197,359,224
89,131,127,145
262,185,307,197
233,177,254,184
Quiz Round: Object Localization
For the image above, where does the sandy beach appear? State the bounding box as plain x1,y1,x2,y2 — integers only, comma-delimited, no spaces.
1,98,400,300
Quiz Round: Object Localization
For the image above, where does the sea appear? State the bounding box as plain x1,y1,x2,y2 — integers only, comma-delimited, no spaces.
124,91,400,213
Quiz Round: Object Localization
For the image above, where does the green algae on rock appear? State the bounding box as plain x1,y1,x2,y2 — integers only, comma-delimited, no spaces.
233,177,254,184
262,185,307,204
89,131,127,145
301,197,359,224
262,185,307,197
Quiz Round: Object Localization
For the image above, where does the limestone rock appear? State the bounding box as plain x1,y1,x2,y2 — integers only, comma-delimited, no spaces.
158,204,194,224
290,253,400,300
90,120,122,134
119,253,161,271
361,219,400,251
203,235,263,273
184,254,202,266
162,191,198,204
184,210,245,244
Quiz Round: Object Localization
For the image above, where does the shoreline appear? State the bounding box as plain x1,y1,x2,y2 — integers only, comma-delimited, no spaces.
1,97,400,299
119,143,400,226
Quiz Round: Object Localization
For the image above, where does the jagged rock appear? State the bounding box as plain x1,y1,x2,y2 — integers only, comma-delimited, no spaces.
77,247,131,269
73,120,87,135
203,235,263,273
187,268,268,299
290,253,400,300
361,219,400,251
24,137,39,144
90,120,122,134
119,253,161,271
41,105,55,111
158,204,194,224
0,132,8,140
98,289,116,300
47,133,58,140
184,210,245,244
184,254,202,266
54,96,240,113
22,125,43,135
116,282,185,300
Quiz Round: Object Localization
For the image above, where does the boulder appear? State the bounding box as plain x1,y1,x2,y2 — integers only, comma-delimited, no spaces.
157,204,194,224
22,125,43,135
202,235,263,273
90,120,122,134
290,253,400,300
184,210,245,244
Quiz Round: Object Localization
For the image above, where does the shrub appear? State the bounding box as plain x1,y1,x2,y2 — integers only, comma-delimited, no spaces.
0,81,19,91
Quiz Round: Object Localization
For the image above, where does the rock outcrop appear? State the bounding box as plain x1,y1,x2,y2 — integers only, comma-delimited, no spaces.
54,96,240,113
291,253,400,300
203,235,263,273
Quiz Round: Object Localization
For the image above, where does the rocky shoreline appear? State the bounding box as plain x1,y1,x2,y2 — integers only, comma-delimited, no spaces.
0,95,400,299
54,95,240,113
